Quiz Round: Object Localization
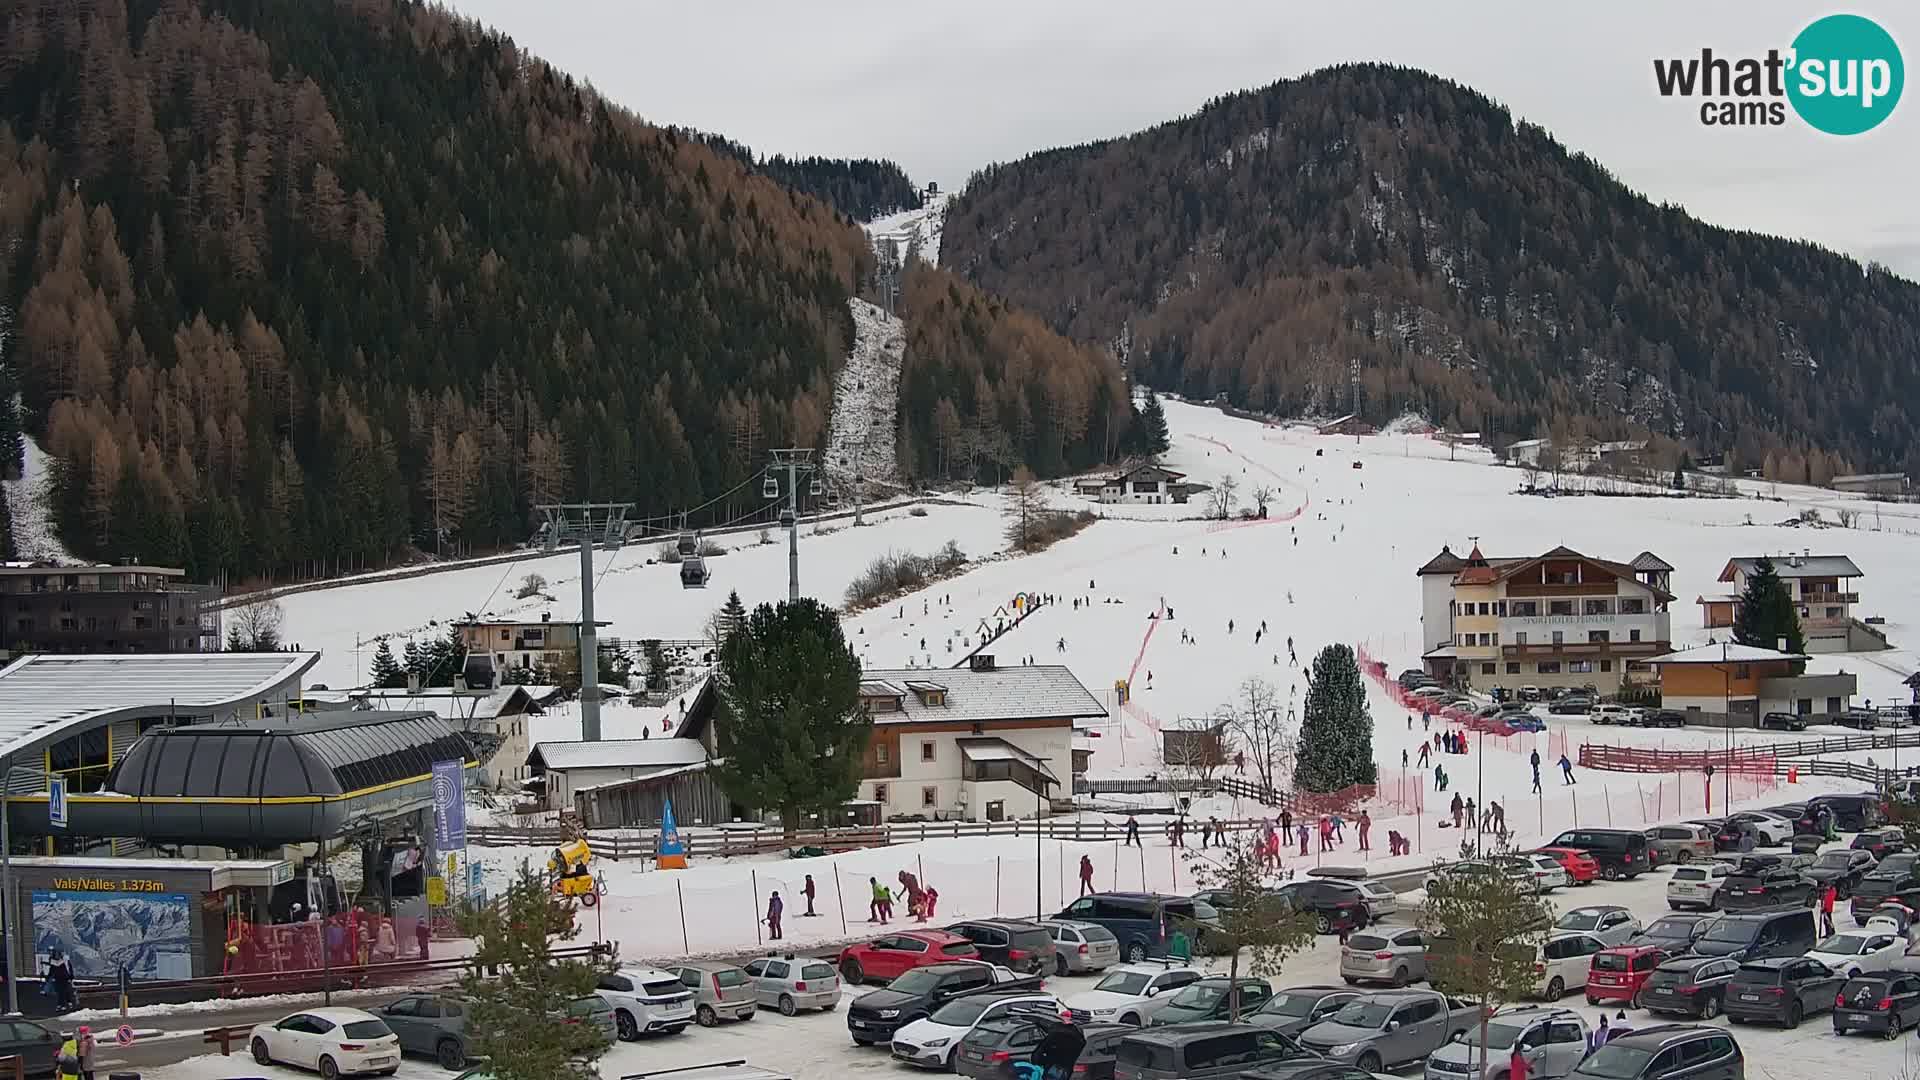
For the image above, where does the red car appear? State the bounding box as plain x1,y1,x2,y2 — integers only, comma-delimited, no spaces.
1535,846,1601,885
1587,944,1668,1007
837,930,979,983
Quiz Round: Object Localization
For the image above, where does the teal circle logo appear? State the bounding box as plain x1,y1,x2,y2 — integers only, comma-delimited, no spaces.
1787,14,1904,134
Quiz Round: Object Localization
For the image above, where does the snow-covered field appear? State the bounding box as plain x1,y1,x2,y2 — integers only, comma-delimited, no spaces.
866,190,950,267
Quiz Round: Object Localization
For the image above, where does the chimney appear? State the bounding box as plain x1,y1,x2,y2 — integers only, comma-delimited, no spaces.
542,611,551,622
970,654,997,672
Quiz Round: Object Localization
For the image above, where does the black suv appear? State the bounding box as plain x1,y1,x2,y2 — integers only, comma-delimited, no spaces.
1804,849,1878,897
1761,711,1808,732
1569,1024,1743,1080
1639,709,1687,728
1800,793,1883,832
1271,881,1368,934
1641,956,1739,1020
1833,974,1920,1038
1850,827,1907,861
1848,862,1920,925
845,963,1040,1045
946,920,1057,974
1722,958,1844,1026
1687,909,1817,962
1717,865,1813,911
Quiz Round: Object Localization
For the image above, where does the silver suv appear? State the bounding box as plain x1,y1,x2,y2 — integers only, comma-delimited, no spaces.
1424,1005,1589,1080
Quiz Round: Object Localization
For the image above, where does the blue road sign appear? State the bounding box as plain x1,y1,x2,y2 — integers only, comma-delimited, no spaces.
48,776,67,829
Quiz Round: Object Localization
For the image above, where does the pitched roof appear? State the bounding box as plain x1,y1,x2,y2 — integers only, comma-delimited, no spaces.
0,652,319,761
1112,464,1186,482
1630,552,1675,573
858,664,1106,725
1720,555,1863,581
1482,547,1675,602
1415,546,1467,576
1644,643,1809,665
529,737,709,772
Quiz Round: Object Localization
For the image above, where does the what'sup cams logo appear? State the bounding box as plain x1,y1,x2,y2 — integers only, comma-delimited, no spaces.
1654,13,1903,134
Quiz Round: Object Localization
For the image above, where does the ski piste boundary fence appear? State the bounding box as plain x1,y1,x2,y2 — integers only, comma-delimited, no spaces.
1355,643,1574,762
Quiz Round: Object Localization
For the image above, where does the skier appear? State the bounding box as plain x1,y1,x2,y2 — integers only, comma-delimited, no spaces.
1357,810,1372,852
1450,793,1464,830
1464,797,1477,829
1079,854,1096,896
1168,818,1186,848
766,891,784,940
803,873,818,917
1492,801,1506,836
1233,751,1245,773
869,877,891,922
899,870,928,921
46,948,75,1011
1434,763,1444,791
1560,754,1577,785
1330,813,1345,845
1058,637,1067,653
1124,814,1142,847
1417,743,1431,767
1317,815,1333,852
1279,808,1293,837
1402,748,1409,768
1260,620,1268,634
1530,749,1542,793
1228,620,1235,635
1297,821,1311,856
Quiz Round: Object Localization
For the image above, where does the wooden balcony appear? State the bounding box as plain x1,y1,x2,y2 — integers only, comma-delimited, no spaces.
1501,640,1666,658
1799,591,1859,605
1504,581,1620,597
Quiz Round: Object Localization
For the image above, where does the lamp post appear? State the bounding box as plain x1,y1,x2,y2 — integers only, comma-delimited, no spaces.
1721,639,1731,817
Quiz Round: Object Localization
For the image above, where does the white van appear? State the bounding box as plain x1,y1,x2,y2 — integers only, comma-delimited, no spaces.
1531,933,1607,999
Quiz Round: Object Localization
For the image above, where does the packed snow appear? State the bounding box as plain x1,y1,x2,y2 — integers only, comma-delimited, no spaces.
823,298,906,488
1,425,79,563
866,190,950,267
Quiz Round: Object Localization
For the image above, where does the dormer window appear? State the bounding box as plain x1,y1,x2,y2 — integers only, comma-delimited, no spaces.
905,680,948,707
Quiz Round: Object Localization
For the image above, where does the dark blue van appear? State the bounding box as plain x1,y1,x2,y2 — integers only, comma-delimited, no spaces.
1055,892,1197,962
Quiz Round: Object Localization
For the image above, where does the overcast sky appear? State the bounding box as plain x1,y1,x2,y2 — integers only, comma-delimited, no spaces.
448,0,1918,278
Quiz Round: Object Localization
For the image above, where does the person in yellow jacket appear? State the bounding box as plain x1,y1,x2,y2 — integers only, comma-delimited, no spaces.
55,1032,81,1080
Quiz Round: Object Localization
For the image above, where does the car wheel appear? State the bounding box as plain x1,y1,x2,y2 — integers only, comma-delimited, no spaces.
1787,1003,1803,1027
1343,976,1359,986
616,1009,639,1041
1676,850,1692,863
251,1039,273,1066
1357,1051,1384,1074
1128,942,1148,963
1315,914,1332,934
779,994,798,1017
1120,1013,1141,1026
1604,866,1621,881
841,959,865,984
1884,1021,1902,1041
1392,967,1410,988
1545,977,1564,1000
319,1055,341,1080
1586,995,1598,1006
1699,995,1720,1020
436,1038,466,1069
697,1004,718,1027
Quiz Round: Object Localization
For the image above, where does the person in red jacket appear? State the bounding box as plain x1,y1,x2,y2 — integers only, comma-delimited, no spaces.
1079,854,1095,896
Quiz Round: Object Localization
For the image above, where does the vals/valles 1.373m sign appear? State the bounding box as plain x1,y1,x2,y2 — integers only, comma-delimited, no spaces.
1653,13,1904,133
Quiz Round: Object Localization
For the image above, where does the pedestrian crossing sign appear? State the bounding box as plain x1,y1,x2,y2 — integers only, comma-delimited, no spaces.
48,776,67,829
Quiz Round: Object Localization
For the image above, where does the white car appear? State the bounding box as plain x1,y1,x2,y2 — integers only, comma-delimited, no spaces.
1423,860,1535,894
596,966,696,1039
1667,862,1732,911
1533,933,1608,999
890,991,1057,1069
1590,704,1631,725
1408,686,1448,700
249,1008,401,1078
1725,812,1795,846
1806,930,1907,978
1505,854,1572,893
1552,906,1640,946
1063,963,1205,1025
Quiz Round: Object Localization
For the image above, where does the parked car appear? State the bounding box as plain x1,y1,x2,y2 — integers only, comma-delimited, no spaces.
1806,929,1907,978
1712,819,1762,854
1586,945,1669,1009
1717,864,1814,911
595,967,695,1040
1423,860,1536,896
368,994,476,1069
1338,926,1428,987
1295,989,1479,1073
1688,909,1818,962
946,920,1057,975
1042,919,1122,976
1802,793,1884,832
1590,704,1631,725
1398,670,1434,690
1833,973,1920,1039
1568,1024,1742,1080
1632,914,1719,953
1408,686,1448,700
1645,824,1716,866
1725,812,1795,846
1063,962,1205,1026
1304,867,1400,920
741,953,841,1014
1639,709,1687,728
1056,893,1201,962
1667,862,1732,911
1504,712,1548,733
248,1008,402,1078
1546,828,1650,879
1421,1005,1589,1080
839,930,982,984
564,995,618,1044
1641,955,1740,1019
1722,957,1844,1027
0,1015,61,1078
669,961,759,1026
1271,880,1370,934
1850,859,1920,924
1503,853,1572,893
1530,934,1608,999
1246,986,1363,1037
955,1019,1131,1080
1548,696,1592,716
1112,1023,1309,1080
1533,846,1601,885
1805,849,1879,898
1552,906,1640,946
1761,710,1808,732
1851,826,1908,861
1146,976,1274,1025
890,989,1059,1070
1839,708,1882,730
847,963,1040,1046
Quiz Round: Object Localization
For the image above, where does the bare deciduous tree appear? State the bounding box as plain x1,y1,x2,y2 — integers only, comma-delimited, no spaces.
1250,484,1275,517
514,573,549,600
1223,677,1294,798
227,596,285,651
1207,473,1240,519
1161,720,1228,806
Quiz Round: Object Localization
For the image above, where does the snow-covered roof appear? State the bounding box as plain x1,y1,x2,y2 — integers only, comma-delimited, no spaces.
530,737,708,772
1644,644,1809,665
1720,555,1863,580
859,664,1105,726
0,652,319,761
573,759,712,793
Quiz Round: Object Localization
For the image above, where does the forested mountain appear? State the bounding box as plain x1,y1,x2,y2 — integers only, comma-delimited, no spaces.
944,63,1920,479
680,131,922,221
896,263,1132,485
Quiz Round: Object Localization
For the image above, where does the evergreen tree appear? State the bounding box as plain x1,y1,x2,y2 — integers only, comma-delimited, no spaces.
709,590,748,645
455,864,614,1080
369,639,405,689
1294,643,1377,791
1731,556,1805,659
225,625,246,652
401,638,425,685
641,639,669,691
711,598,869,829
1138,393,1172,458
423,625,469,687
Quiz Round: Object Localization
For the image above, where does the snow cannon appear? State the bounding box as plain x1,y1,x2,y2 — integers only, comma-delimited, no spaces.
547,838,593,877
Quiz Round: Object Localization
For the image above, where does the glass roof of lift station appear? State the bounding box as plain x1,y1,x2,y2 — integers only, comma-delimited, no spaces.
109,711,477,799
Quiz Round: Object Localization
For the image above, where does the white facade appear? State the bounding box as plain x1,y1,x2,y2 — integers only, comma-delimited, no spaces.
1419,571,1457,652
859,724,1074,822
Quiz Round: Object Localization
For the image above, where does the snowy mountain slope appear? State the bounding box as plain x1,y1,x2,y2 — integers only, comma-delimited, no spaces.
823,298,905,487
1,424,78,564
866,189,950,266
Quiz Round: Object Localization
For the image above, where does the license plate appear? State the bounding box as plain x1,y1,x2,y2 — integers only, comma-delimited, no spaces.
368,1059,394,1067
1656,987,1674,994
1739,994,1759,1002
853,1020,870,1029
1848,1012,1872,1022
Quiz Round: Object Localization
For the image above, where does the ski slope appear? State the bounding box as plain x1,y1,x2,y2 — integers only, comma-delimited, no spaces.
866,189,950,266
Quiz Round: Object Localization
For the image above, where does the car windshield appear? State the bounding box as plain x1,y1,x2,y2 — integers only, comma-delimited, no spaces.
1644,919,1692,939
1673,867,1707,881
341,1020,392,1039
802,964,837,981
1817,935,1871,955
1169,983,1227,1008
1593,952,1630,971
1702,919,1760,944
1815,852,1855,868
930,998,994,1026
1329,1001,1395,1028
889,970,944,994
1575,1044,1655,1080
1261,993,1326,1018
1191,901,1221,921
1092,971,1152,995
1556,910,1603,931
